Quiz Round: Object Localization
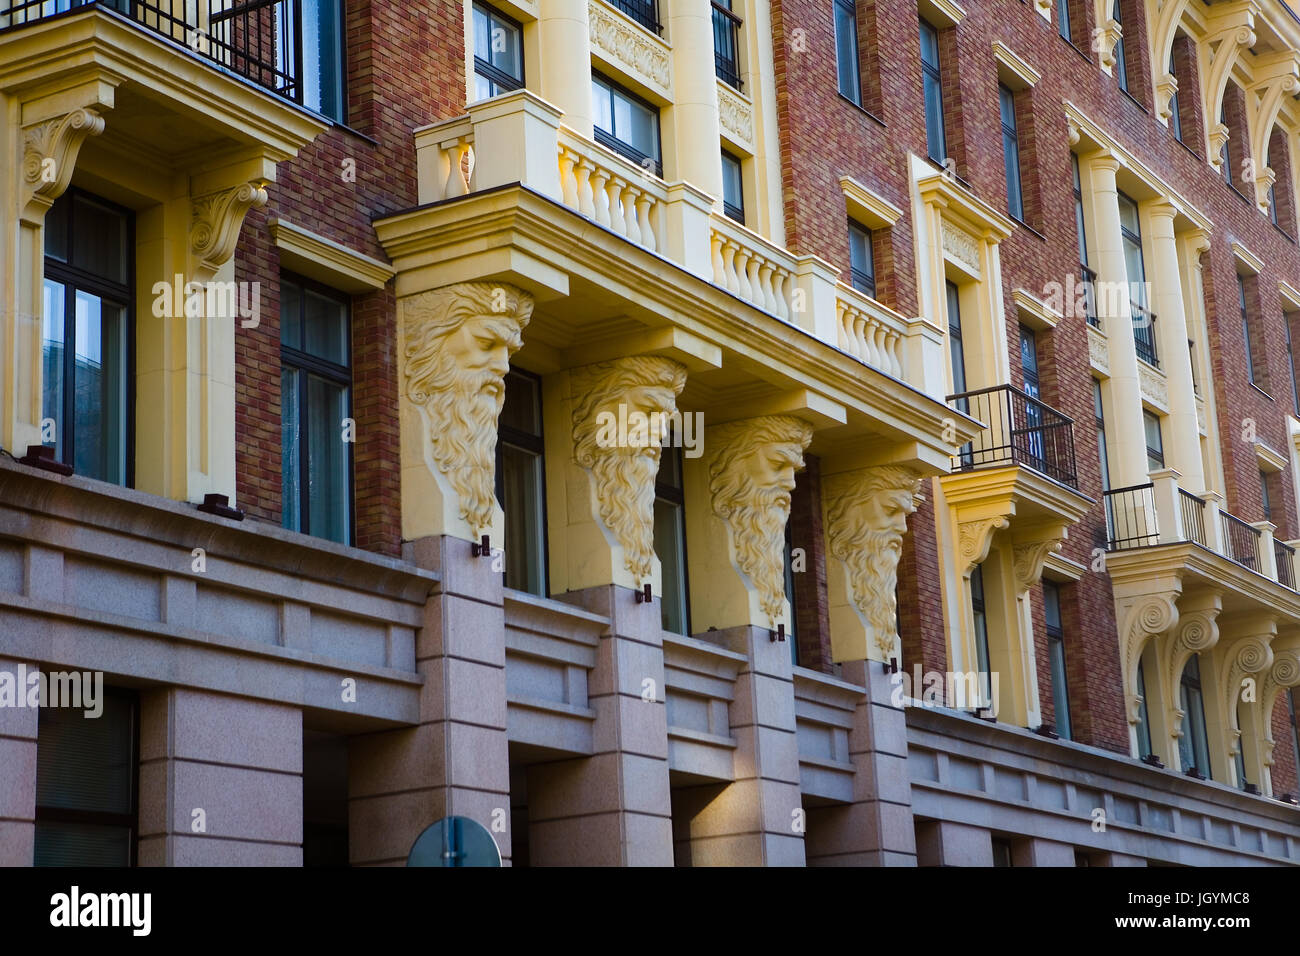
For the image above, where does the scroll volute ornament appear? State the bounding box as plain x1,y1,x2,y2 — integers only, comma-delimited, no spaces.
21,109,106,219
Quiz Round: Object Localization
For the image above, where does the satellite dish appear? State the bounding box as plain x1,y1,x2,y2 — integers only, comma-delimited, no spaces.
406,816,502,867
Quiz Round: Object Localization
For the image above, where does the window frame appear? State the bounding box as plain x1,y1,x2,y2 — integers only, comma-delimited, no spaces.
655,442,691,636
591,72,664,177
848,219,876,298
42,186,136,488
300,0,348,122
1178,654,1212,777
712,0,743,91
496,367,550,597
834,0,862,105
280,272,355,545
1043,579,1071,740
999,83,1024,222
919,18,947,165
721,149,746,224
34,686,140,867
1112,0,1129,94
472,1,526,99
1143,410,1165,473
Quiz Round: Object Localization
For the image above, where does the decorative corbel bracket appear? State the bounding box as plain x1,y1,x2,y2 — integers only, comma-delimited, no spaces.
1158,591,1221,739
956,515,1010,579
20,108,106,221
190,181,269,282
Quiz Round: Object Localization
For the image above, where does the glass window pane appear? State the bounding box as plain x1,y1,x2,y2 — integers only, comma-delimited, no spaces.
1050,637,1071,739
1043,581,1061,629
36,695,134,814
923,74,946,162
306,375,350,543
71,194,127,284
592,78,613,134
473,4,490,59
722,153,743,215
501,371,541,435
42,280,66,459
835,1,860,102
491,14,521,77
281,279,302,349
501,443,545,595
282,366,302,532
45,197,68,262
73,293,127,484
302,0,344,120
654,497,687,634
304,289,348,365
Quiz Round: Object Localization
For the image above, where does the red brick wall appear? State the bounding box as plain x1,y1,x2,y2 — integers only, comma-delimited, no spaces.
231,0,467,555
790,454,833,672
1270,694,1300,799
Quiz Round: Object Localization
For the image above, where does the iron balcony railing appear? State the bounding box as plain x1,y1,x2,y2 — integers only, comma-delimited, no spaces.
1179,488,1207,545
1276,539,1297,590
1103,483,1160,550
711,1,742,90
1080,264,1099,329
1,0,304,105
609,0,661,34
1221,510,1261,572
1132,302,1159,367
947,384,1078,488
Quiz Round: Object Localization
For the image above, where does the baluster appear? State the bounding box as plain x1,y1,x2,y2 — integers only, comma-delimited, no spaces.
623,184,642,245
861,317,878,367
722,240,740,294
837,306,851,352
575,158,596,218
773,271,791,320
443,138,471,198
885,330,902,377
757,260,776,313
558,148,578,209
590,167,612,226
635,193,655,252
711,231,726,284
735,246,754,303
606,176,627,236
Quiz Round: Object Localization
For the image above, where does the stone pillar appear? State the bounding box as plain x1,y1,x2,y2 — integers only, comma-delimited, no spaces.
915,820,992,866
526,585,672,865
804,663,916,866
0,658,36,865
1012,837,1077,867
1085,152,1149,488
667,0,723,199
679,415,814,864
537,0,594,136
138,688,302,865
348,535,511,866
1147,204,1205,494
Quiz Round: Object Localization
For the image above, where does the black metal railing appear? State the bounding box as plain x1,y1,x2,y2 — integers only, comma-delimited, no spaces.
609,0,661,34
1132,302,1159,367
711,1,742,89
1080,264,1099,328
1179,488,1206,546
1,0,303,105
946,384,1078,488
1220,510,1261,572
1104,483,1159,550
1276,539,1296,590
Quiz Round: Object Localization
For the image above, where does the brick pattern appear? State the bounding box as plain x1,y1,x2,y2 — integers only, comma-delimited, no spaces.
1271,694,1300,800
790,454,833,672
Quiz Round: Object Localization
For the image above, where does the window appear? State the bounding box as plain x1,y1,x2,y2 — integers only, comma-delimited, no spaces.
1168,51,1182,142
1057,0,1072,43
472,2,524,100
1112,0,1129,94
1094,379,1111,491
1289,689,1300,787
35,689,138,866
1287,316,1300,416
834,0,861,105
42,189,132,485
297,0,346,121
1221,104,1233,186
1074,155,1098,328
281,275,353,544
784,518,799,665
999,84,1023,221
1119,192,1157,367
721,150,745,224
1178,654,1211,777
1044,580,1071,740
1189,339,1200,396
1261,469,1273,522
1020,324,1045,467
498,369,547,596
1143,411,1164,472
848,221,875,298
919,19,947,164
592,73,663,176
946,281,967,397
1239,274,1264,386
1135,658,1153,759
610,0,661,34
991,837,1013,867
655,444,689,634
712,0,743,90
971,564,990,685
1235,701,1250,790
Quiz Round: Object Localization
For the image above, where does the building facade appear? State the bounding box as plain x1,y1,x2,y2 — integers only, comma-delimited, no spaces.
2,0,1300,866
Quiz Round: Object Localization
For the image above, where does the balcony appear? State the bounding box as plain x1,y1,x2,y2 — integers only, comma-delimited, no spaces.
1,0,306,107
947,384,1079,488
1081,264,1099,329
1132,302,1159,367
1103,473,1299,592
407,91,926,389
607,0,660,34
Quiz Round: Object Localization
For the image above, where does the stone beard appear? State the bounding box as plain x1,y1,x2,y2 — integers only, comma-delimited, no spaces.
708,416,814,626
571,356,687,583
402,281,533,536
824,466,921,656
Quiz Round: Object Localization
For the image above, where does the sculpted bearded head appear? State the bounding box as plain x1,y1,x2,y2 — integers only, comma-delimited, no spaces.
571,356,688,583
707,415,815,626
402,281,534,535
823,465,921,656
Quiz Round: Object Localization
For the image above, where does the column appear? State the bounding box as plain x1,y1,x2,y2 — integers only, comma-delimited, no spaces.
538,0,594,136
0,658,36,865
138,689,302,865
679,415,814,864
667,0,723,198
1147,203,1204,493
1085,152,1149,487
